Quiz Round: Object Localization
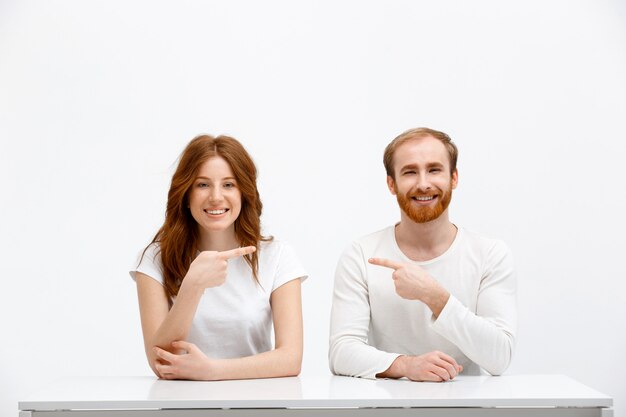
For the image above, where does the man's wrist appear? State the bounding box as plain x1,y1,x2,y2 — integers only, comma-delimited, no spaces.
423,286,450,318
377,355,407,379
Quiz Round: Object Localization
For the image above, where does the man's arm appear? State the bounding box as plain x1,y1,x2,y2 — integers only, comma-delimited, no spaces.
370,240,517,375
368,256,451,317
377,352,462,381
329,243,401,379
430,241,517,375
329,243,462,381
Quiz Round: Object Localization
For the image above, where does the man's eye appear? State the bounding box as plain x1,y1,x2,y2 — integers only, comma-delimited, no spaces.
403,171,416,175
430,169,441,173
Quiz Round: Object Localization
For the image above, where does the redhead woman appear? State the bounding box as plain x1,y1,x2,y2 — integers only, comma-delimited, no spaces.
130,135,307,380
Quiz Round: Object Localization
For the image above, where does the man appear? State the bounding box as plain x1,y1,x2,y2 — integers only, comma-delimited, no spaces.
329,127,517,381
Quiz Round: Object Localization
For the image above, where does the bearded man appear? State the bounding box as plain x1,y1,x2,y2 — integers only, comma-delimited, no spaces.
329,127,517,381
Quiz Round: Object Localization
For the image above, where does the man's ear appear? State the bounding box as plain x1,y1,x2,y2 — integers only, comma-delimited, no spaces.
387,176,397,195
451,169,459,189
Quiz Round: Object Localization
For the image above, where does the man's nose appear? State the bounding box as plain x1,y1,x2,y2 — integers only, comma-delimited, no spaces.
415,174,431,192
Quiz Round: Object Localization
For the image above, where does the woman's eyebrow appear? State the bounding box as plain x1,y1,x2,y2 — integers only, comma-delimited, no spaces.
194,176,237,181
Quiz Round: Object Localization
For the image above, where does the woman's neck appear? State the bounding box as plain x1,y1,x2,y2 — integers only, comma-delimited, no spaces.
197,228,239,252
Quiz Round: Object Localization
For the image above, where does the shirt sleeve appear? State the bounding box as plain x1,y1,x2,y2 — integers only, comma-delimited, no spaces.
329,242,401,379
271,241,308,292
129,243,164,286
430,240,517,375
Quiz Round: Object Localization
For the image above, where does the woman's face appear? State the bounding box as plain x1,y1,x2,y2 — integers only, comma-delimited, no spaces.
188,156,242,237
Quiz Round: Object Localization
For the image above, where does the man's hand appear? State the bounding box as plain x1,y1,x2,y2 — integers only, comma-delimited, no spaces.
368,257,449,316
153,341,220,380
377,352,463,382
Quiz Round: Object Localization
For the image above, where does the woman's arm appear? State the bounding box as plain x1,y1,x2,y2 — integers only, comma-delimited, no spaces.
136,272,203,377
153,278,304,380
136,247,256,377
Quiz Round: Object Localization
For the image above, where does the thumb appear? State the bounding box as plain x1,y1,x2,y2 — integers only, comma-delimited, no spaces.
171,340,195,353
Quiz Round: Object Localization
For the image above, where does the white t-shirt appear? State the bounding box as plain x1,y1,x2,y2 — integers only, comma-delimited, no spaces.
329,226,517,379
130,239,308,359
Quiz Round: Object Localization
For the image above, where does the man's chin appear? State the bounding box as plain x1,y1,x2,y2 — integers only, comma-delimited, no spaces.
399,198,453,223
397,187,453,224
403,208,443,224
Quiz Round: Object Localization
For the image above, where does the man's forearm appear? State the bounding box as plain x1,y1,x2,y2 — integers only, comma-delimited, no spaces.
375,355,406,379
422,285,450,318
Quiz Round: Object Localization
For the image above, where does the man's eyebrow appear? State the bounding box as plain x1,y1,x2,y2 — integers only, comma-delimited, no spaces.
400,161,443,169
399,163,419,171
426,161,445,167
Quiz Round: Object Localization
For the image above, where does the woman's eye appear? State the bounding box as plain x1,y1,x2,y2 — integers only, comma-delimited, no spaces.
197,183,209,188
223,182,235,189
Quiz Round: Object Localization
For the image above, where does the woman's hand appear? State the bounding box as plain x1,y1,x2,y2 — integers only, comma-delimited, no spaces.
185,246,256,290
153,341,220,380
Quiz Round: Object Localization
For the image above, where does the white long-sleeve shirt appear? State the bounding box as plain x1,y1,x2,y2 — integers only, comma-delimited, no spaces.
329,225,517,379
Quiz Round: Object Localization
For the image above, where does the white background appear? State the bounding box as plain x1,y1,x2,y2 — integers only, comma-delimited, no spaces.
1,1,625,416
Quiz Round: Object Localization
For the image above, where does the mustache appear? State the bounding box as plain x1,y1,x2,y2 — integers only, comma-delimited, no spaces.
406,191,439,198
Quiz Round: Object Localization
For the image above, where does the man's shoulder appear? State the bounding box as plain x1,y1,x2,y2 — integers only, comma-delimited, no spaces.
337,225,396,262
353,225,394,244
458,227,512,257
348,225,396,251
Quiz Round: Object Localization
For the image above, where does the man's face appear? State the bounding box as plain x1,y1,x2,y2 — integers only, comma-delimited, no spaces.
387,136,458,224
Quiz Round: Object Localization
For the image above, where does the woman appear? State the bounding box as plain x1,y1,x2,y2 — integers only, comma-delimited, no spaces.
131,135,307,380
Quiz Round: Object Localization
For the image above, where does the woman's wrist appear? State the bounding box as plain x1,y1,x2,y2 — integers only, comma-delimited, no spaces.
179,274,205,295
203,357,222,381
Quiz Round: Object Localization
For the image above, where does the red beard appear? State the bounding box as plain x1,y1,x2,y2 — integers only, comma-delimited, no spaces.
396,181,453,224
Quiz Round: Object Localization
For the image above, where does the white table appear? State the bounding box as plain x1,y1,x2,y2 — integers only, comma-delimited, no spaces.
19,374,613,416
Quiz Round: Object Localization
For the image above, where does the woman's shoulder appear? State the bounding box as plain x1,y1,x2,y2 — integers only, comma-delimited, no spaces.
143,241,162,256
258,238,297,259
257,238,304,269
259,237,280,250
139,242,163,266
257,238,307,284
130,242,164,284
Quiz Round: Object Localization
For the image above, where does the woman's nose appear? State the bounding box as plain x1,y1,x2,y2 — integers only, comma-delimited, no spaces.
209,187,223,202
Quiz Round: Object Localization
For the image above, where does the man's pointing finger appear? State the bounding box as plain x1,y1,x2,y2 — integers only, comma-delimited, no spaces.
368,257,403,270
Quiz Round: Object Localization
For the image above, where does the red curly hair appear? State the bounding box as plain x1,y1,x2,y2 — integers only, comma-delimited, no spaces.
142,134,271,301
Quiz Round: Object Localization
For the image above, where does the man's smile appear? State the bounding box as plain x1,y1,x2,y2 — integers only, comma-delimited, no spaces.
411,195,437,203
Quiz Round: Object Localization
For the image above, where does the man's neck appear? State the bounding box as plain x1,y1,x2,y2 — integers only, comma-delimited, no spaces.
395,211,458,262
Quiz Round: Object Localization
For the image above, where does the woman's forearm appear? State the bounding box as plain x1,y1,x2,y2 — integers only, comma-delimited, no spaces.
149,280,204,350
209,346,302,380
